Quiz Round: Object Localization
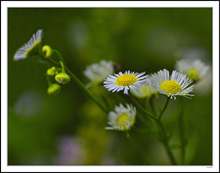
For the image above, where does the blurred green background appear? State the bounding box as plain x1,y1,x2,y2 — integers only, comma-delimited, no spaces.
8,8,212,165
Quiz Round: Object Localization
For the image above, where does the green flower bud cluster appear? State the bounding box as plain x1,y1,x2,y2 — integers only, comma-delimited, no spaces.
47,66,63,77
46,62,71,96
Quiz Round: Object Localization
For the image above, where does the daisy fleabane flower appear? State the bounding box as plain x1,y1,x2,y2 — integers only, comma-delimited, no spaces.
175,59,210,82
131,77,157,99
105,104,136,131
151,69,194,99
84,60,114,86
104,71,149,94
14,29,43,60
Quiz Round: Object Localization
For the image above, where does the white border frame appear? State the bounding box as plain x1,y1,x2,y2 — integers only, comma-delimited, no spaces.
1,1,219,172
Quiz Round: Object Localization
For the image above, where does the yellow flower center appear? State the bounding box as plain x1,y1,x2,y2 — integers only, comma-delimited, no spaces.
142,86,147,94
117,113,133,129
116,74,137,86
160,80,182,95
94,75,100,82
189,69,199,81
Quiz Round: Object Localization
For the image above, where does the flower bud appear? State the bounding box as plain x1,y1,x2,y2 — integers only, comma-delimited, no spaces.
55,72,70,84
47,83,61,95
47,67,57,76
42,45,52,58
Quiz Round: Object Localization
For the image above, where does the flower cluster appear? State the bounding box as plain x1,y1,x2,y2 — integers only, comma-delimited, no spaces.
103,69,194,99
102,69,195,129
13,30,211,134
13,29,211,165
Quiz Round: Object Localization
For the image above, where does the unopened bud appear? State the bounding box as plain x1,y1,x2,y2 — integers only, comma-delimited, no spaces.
47,83,61,95
42,45,52,58
55,72,70,84
47,67,57,76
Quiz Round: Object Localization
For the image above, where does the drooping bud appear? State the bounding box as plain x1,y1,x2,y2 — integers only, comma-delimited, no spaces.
55,72,70,84
47,83,61,95
42,45,52,58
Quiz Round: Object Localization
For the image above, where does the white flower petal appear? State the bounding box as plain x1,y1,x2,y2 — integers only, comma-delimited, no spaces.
104,71,149,95
84,60,114,84
151,69,194,99
14,29,43,60
175,58,210,81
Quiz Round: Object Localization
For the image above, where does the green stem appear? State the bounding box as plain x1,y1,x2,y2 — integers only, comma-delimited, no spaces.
158,97,170,120
129,91,177,165
53,49,64,62
149,96,156,115
156,97,177,164
179,113,185,164
156,120,177,165
65,67,109,114
179,98,186,164
46,76,52,86
128,92,157,121
59,61,65,73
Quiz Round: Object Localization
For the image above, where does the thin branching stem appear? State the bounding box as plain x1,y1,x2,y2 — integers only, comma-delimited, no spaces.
53,49,64,62
149,96,156,115
46,76,52,86
158,97,170,120
179,97,186,164
128,92,157,121
65,67,109,113
129,91,177,165
59,61,65,73
156,119,177,165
